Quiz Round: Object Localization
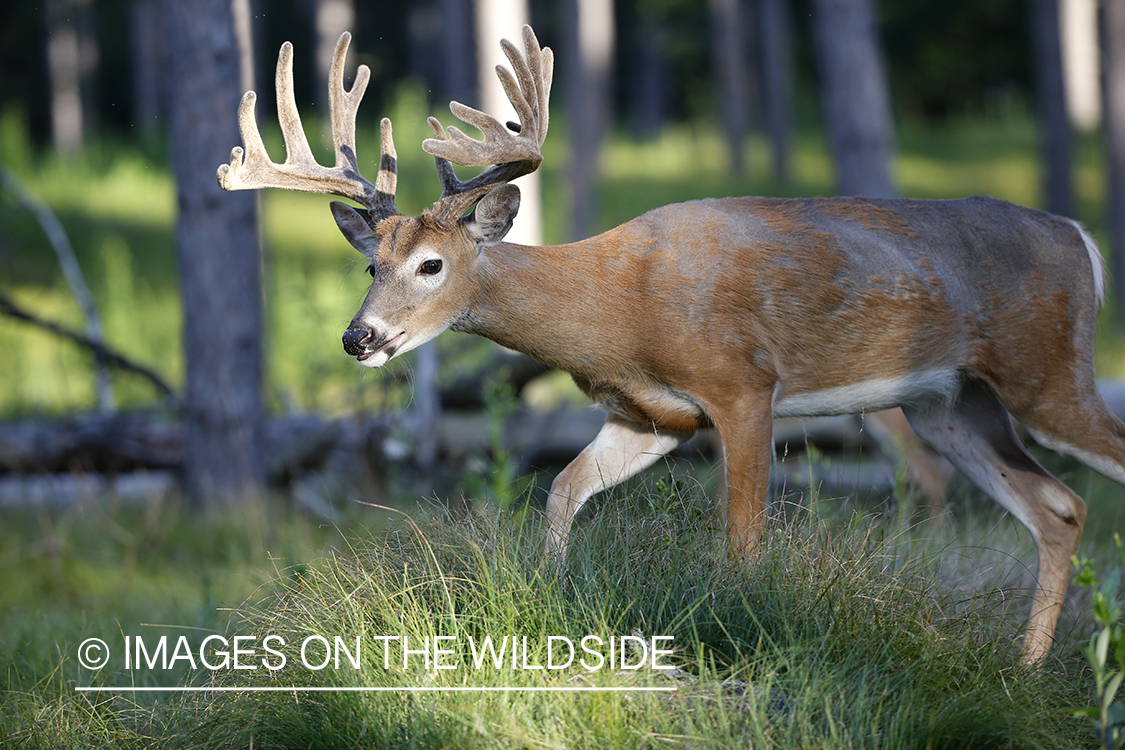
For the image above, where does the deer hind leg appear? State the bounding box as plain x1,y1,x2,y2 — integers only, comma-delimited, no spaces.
1005,378,1125,490
864,408,956,517
902,377,1086,664
544,416,692,558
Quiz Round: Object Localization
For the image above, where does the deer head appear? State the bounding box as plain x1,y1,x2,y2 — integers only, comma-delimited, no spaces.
218,26,553,367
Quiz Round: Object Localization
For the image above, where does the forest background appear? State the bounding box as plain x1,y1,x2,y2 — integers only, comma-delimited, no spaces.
7,1,1125,747
2,0,1119,505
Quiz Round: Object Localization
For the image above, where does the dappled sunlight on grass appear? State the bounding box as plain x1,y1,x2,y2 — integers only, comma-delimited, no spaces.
898,151,1039,204
602,125,744,182
1,487,1094,747
5,146,174,231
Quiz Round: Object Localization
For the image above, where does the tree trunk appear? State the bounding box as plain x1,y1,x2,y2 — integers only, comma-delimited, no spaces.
160,0,266,506
1060,0,1101,131
411,342,441,468
759,0,793,184
563,0,614,240
130,0,165,140
439,0,475,106
1032,0,1073,217
473,0,543,245
45,0,87,156
624,15,670,141
708,0,751,176
810,0,897,198
314,0,355,103
1106,0,1125,326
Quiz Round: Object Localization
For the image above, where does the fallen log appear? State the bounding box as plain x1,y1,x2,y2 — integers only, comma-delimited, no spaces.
2,380,1124,506
0,411,181,473
440,348,552,409
0,470,177,509
0,411,387,482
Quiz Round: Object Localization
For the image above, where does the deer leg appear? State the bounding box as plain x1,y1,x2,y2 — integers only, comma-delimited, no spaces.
1007,383,1125,490
864,408,955,518
545,416,692,558
903,378,1086,663
710,391,776,556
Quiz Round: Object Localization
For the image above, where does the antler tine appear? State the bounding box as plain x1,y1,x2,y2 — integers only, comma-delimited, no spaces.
499,26,552,150
327,32,365,169
218,34,397,219
326,33,398,217
275,40,317,168
372,117,398,217
532,30,553,148
422,25,552,225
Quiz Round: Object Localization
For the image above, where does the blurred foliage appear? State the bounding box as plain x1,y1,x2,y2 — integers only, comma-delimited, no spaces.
0,0,1040,147
880,0,1030,119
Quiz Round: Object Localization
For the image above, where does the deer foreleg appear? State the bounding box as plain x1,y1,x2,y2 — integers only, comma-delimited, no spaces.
711,391,776,556
545,416,691,558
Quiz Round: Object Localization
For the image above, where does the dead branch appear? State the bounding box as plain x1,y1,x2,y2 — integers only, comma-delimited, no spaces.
0,165,115,410
0,292,175,399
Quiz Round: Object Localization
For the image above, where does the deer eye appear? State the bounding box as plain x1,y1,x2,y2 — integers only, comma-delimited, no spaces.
418,259,443,276
366,265,375,278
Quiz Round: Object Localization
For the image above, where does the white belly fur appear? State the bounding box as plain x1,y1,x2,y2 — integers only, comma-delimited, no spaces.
772,369,960,418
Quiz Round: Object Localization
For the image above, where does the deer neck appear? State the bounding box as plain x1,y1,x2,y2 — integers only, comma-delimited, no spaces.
455,239,610,373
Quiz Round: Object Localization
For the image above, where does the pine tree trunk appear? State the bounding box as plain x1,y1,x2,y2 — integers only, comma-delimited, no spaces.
709,0,751,176
473,0,542,245
160,0,266,506
563,0,614,240
1032,0,1073,216
811,0,897,198
759,0,793,183
1106,0,1125,325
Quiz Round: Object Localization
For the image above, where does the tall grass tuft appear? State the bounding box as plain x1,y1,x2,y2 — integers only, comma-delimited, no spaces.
156,484,1087,749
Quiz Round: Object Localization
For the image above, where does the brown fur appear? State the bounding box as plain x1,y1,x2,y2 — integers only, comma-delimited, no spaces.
342,192,1125,664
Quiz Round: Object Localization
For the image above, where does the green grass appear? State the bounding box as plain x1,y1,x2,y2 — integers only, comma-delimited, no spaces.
0,494,393,745
0,481,1101,748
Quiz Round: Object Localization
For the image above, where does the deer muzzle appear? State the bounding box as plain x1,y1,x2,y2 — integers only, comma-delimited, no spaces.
342,327,372,356
342,327,406,366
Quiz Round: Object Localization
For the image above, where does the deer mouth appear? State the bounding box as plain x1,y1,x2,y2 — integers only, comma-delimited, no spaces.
357,331,405,363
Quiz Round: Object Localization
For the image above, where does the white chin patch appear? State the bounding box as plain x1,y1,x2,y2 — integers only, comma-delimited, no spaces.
355,330,408,368
358,350,392,368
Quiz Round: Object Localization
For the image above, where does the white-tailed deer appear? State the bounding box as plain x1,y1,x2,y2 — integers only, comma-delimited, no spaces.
219,27,1125,663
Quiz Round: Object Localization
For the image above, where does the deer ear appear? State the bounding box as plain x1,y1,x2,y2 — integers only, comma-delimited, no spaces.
465,184,521,246
331,201,378,253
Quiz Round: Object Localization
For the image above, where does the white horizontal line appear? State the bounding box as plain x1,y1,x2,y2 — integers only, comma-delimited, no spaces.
75,685,678,693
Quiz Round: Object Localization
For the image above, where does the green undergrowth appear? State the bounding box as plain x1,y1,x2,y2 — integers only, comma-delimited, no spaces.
2,482,1095,749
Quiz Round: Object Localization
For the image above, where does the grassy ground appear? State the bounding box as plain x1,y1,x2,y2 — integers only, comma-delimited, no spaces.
0,477,1107,749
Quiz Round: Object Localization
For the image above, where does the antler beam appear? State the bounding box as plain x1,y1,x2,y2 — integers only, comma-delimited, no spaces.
217,33,398,219
423,25,553,225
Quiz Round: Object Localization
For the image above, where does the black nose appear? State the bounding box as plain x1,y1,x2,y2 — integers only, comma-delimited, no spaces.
342,327,371,356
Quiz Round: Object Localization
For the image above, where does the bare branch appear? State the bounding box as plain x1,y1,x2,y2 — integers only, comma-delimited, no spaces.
0,164,115,411
0,292,175,400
